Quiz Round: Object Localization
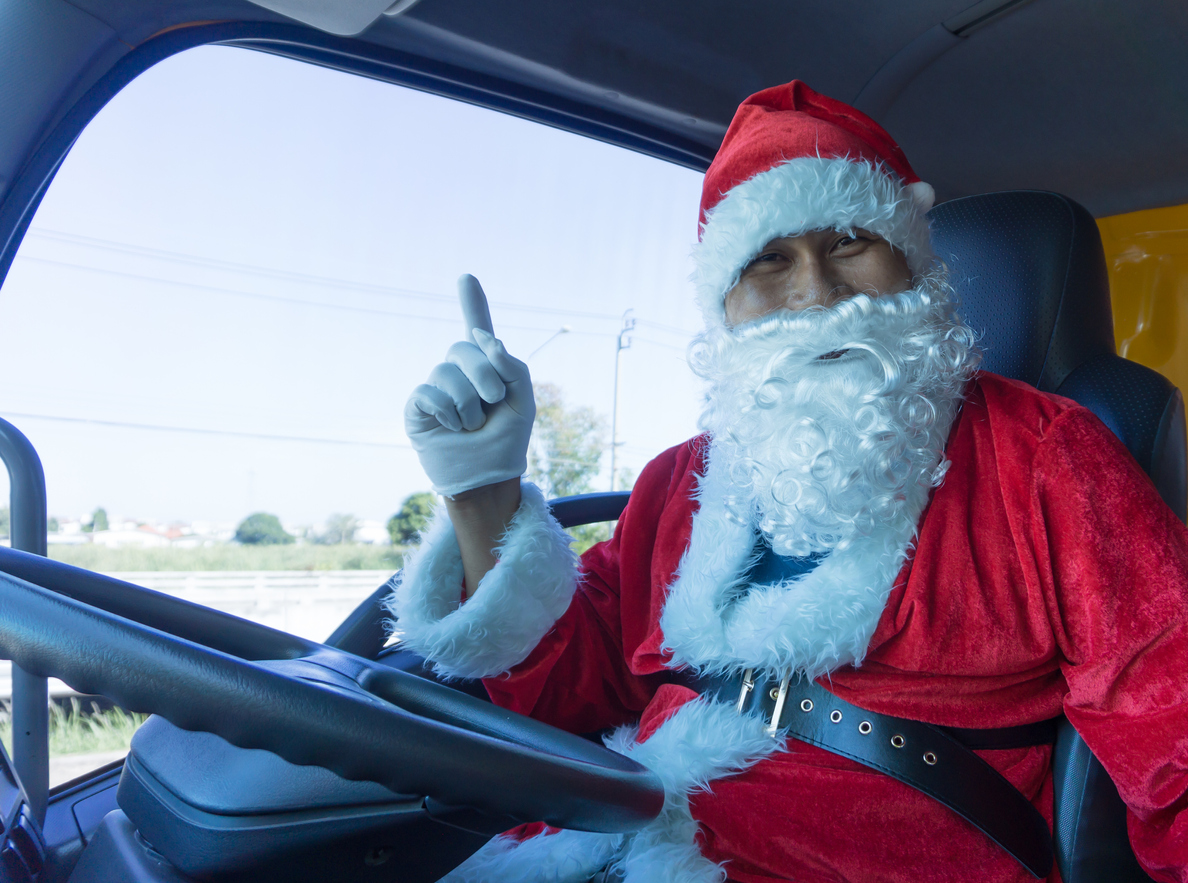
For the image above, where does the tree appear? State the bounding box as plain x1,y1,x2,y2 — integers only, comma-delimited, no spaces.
527,382,607,499
527,383,613,553
388,492,437,546
321,513,359,545
0,507,8,539
235,512,294,545
82,507,108,533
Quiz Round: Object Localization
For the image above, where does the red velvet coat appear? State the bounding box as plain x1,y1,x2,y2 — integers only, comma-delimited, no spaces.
484,372,1188,883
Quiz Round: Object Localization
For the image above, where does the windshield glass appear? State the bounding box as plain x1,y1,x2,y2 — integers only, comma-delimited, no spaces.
0,44,704,785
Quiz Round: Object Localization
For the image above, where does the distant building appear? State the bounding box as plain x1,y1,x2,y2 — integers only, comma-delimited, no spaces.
91,525,171,548
47,518,90,544
354,520,390,545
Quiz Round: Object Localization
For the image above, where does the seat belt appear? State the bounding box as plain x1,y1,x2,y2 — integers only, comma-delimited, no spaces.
682,538,1057,877
677,669,1056,879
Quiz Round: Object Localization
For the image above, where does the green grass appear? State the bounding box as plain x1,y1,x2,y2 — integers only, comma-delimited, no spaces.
1,699,149,757
49,543,408,572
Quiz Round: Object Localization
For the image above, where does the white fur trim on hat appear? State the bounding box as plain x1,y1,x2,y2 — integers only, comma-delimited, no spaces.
385,481,579,679
693,157,936,328
439,697,782,883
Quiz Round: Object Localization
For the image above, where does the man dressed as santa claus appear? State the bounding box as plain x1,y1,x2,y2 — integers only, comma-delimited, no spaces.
390,81,1188,882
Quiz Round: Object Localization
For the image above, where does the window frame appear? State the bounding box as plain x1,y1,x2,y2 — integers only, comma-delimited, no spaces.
0,20,714,295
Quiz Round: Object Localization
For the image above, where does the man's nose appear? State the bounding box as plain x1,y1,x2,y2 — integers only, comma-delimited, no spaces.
788,260,852,310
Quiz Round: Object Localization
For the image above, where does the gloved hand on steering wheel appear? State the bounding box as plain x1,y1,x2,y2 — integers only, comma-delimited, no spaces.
404,274,535,497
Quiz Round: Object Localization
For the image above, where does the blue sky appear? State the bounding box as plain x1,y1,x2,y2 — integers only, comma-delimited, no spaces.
0,45,707,527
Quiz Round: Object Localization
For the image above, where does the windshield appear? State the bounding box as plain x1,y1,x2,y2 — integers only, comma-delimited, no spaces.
0,44,705,785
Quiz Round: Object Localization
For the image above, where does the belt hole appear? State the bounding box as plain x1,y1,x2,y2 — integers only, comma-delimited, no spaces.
829,710,843,723
891,734,906,748
769,687,781,700
923,751,938,766
799,698,814,712
858,721,872,735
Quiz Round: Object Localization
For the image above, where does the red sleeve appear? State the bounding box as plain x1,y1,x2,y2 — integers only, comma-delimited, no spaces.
481,445,691,734
1034,407,1188,882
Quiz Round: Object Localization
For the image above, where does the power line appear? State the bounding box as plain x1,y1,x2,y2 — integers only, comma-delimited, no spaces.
15,254,625,337
22,228,651,325
1,411,677,461
635,318,697,337
633,336,689,355
0,411,413,450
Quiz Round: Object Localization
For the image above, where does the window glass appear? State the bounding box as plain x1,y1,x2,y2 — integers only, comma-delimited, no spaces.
0,46,704,783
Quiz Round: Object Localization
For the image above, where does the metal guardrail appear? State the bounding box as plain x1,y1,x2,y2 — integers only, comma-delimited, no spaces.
0,417,48,823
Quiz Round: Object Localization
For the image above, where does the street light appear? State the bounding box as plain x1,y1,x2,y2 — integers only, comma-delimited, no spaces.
527,325,571,360
610,309,635,491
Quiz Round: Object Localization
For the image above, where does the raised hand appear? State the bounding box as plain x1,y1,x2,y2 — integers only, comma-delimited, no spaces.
404,275,536,497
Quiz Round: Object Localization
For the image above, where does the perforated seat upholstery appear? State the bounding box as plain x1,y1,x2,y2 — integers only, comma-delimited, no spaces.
929,191,1185,883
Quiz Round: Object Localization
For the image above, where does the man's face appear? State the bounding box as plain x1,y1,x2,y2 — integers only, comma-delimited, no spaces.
723,229,913,327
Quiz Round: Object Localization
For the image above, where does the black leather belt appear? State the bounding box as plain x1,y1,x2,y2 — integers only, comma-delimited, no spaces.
674,669,1056,879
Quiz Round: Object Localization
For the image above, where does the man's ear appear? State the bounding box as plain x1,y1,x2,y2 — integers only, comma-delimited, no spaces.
906,181,936,214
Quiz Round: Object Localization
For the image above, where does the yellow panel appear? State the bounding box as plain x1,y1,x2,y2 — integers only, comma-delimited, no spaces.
1098,203,1188,392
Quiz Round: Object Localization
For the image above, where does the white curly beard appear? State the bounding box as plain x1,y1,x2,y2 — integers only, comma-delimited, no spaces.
690,273,980,558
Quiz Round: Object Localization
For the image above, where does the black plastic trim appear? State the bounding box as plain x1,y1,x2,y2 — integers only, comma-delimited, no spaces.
324,578,397,657
548,491,631,529
0,419,50,823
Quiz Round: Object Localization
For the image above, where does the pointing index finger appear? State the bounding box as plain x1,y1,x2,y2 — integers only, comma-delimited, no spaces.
458,274,495,343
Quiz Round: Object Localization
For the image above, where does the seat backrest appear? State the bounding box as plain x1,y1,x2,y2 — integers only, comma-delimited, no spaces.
929,191,1184,883
929,191,1186,521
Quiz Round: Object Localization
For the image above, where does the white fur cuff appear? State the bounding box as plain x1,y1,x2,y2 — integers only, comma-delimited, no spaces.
385,482,580,679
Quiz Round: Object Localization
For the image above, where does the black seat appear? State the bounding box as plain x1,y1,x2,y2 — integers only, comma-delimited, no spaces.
929,190,1184,883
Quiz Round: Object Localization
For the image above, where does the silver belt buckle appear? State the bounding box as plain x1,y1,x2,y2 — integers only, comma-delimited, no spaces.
765,672,792,737
735,668,756,713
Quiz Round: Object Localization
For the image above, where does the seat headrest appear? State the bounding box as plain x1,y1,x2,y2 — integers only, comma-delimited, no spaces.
928,191,1115,393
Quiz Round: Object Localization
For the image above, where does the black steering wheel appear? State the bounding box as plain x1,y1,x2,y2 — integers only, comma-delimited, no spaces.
0,547,663,832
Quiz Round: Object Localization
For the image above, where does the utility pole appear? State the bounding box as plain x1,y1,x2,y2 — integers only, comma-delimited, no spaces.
610,309,635,491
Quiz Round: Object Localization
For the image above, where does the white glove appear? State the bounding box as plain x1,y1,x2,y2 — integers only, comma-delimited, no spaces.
404,275,535,497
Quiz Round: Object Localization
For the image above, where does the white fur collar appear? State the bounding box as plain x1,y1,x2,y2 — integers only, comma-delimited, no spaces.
659,437,932,679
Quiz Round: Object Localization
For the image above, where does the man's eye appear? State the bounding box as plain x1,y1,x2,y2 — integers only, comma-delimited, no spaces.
833,235,872,254
744,253,780,272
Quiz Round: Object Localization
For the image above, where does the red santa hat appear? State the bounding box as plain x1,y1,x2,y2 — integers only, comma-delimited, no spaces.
693,80,938,327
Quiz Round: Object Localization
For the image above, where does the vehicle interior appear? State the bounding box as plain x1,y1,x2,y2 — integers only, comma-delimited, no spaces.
1,1,1187,882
